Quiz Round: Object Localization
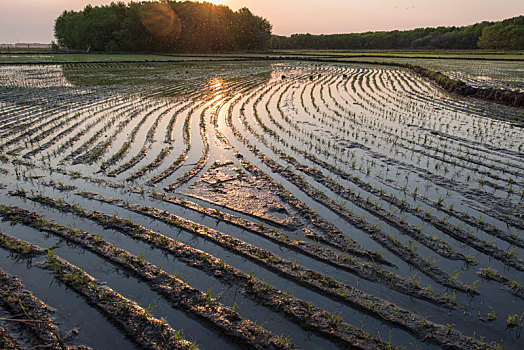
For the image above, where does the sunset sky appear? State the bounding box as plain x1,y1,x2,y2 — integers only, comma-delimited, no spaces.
1,0,523,43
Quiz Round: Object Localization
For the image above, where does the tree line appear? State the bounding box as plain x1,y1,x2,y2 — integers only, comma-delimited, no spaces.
54,1,272,52
271,16,524,50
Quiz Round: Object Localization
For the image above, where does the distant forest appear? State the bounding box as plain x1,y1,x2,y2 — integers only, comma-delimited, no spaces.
271,16,524,50
55,3,522,53
54,1,272,52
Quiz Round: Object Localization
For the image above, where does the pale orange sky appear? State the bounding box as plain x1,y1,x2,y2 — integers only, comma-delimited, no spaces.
1,0,523,43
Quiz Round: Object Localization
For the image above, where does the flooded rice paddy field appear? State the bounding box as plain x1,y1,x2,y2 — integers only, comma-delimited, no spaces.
335,56,524,93
0,60,522,349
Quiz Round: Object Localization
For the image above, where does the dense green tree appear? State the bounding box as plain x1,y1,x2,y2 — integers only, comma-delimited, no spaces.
271,16,524,50
478,17,524,49
54,1,272,52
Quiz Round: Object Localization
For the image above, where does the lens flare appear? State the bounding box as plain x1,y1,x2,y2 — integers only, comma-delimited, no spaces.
139,2,181,42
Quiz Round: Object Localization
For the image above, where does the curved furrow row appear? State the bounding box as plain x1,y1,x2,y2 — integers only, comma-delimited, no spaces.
237,69,522,271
